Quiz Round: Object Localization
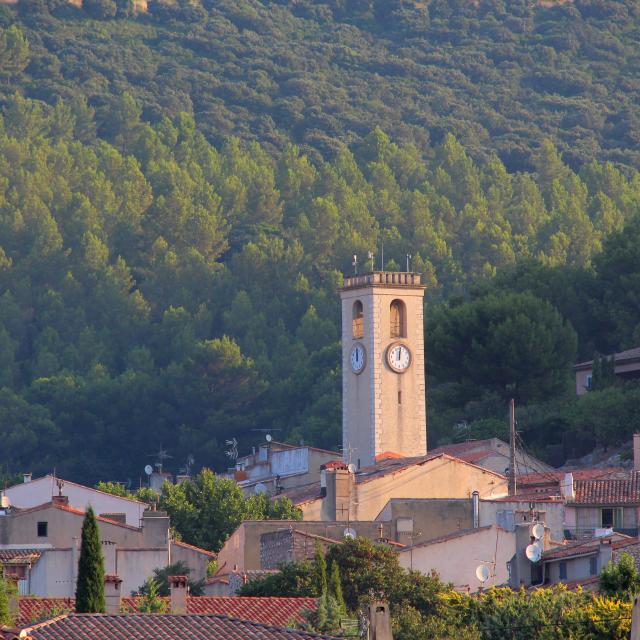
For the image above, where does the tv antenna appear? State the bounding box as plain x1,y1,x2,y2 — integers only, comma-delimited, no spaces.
55,478,65,497
532,523,544,540
265,434,272,443
148,446,171,473
180,454,195,476
352,254,358,275
144,465,153,476
254,483,267,495
225,438,239,460
344,527,357,539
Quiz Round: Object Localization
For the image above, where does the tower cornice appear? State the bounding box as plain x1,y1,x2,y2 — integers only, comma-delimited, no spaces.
340,271,426,292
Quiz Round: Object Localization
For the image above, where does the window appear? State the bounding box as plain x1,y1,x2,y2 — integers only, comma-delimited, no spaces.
37,521,48,537
559,561,567,580
390,300,406,338
601,507,623,528
586,375,593,390
589,557,597,576
398,391,402,404
352,301,364,339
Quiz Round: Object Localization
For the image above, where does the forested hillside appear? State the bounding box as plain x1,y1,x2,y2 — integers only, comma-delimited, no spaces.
1,0,640,483
1,0,640,170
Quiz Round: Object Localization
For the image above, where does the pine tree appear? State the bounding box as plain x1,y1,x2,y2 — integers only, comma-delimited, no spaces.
75,506,106,613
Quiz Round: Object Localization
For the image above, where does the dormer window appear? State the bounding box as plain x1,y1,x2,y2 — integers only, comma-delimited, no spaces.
353,301,364,339
390,300,406,338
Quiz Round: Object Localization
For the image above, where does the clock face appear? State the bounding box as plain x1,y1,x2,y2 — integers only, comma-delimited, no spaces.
387,343,411,372
350,343,366,374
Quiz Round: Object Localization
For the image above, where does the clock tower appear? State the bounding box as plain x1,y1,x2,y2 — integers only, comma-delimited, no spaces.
340,271,427,467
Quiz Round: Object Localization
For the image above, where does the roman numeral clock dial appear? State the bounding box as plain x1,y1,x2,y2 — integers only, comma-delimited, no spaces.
387,342,411,373
350,343,366,374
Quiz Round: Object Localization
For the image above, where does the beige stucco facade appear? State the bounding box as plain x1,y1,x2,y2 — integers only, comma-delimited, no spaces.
399,525,515,590
290,455,508,522
0,503,211,596
340,272,427,468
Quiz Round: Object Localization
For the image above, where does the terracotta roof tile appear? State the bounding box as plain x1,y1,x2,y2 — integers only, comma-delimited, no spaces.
171,539,216,557
20,597,316,628
543,534,631,561
18,599,74,626
22,613,336,640
0,549,42,563
572,473,640,504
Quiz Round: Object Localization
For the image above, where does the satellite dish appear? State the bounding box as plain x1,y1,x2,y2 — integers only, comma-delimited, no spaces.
344,527,357,539
475,565,490,583
255,483,267,495
265,434,272,443
526,544,542,563
347,463,356,474
144,465,153,476
532,523,545,540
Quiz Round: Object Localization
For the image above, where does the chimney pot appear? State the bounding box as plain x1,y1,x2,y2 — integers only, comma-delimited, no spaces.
23,473,32,483
169,575,188,614
104,575,123,615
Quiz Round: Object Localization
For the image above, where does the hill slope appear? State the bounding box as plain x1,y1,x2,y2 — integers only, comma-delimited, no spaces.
2,0,640,170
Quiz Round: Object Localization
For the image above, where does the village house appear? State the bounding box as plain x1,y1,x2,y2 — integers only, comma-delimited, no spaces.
2,475,146,527
0,497,212,597
429,438,554,477
282,454,508,522
574,346,640,395
224,440,340,496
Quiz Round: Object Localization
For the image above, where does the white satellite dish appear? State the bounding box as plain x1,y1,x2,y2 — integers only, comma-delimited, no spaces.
265,434,272,443
144,465,153,476
347,463,356,474
526,544,542,563
344,527,357,539
532,523,545,540
475,564,490,583
255,483,267,495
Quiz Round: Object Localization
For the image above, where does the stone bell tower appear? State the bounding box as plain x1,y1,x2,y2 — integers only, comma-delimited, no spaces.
340,271,427,468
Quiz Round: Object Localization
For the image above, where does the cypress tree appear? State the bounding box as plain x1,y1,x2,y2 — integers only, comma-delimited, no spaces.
75,506,106,613
329,560,346,615
313,542,328,596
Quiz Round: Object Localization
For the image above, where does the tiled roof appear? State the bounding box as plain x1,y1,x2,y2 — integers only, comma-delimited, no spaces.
543,533,631,561
13,502,141,531
6,476,146,506
282,452,506,504
22,614,337,640
171,539,216,557
575,346,640,370
0,549,42,563
428,439,498,456
572,473,640,504
122,597,316,626
18,599,74,627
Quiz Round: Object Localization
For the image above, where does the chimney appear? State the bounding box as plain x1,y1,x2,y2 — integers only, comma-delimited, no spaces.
560,473,575,501
168,575,188,614
52,495,69,506
634,434,640,471
368,602,393,640
104,575,122,614
472,491,480,528
23,473,32,483
323,463,353,521
101,540,117,574
320,469,327,498
142,510,170,547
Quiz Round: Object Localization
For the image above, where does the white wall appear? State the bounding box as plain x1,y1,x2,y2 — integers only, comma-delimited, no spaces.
399,526,515,591
5,476,146,526
29,549,75,597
